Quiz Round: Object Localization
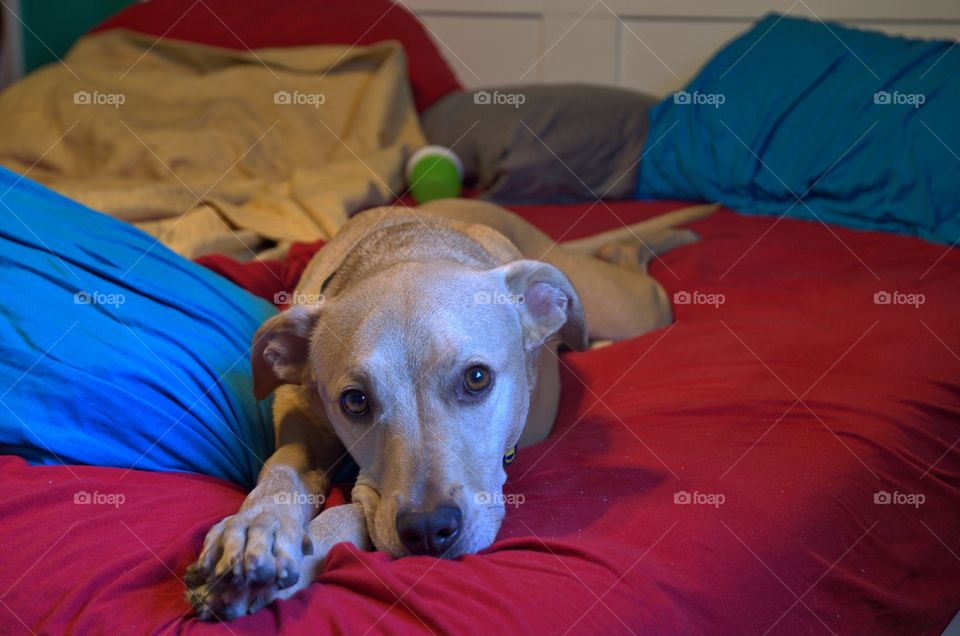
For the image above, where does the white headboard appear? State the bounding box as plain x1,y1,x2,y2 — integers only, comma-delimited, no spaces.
402,0,960,96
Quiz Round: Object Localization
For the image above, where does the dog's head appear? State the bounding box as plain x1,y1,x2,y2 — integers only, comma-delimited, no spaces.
251,258,585,558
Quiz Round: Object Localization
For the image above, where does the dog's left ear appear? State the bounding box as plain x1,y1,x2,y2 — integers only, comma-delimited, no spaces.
500,260,588,352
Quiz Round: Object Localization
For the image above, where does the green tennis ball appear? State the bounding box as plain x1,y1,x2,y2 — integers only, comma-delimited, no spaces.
407,146,463,204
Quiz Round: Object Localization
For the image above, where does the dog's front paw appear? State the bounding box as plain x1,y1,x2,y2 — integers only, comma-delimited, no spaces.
185,566,285,621
185,508,313,620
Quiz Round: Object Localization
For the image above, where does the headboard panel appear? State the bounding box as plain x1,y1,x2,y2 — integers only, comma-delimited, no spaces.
404,0,960,95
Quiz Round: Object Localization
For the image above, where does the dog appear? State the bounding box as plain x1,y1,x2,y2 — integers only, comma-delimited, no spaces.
185,199,715,619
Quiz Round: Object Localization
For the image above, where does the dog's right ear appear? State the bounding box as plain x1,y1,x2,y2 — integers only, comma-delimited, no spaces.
499,260,588,352
251,304,320,400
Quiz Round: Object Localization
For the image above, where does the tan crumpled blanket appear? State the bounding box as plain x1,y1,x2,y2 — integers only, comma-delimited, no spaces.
0,30,425,258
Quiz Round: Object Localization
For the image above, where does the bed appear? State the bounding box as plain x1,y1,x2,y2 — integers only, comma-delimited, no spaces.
0,1,958,634
2,197,958,634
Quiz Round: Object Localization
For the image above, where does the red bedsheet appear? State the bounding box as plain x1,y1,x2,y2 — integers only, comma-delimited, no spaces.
2,202,958,634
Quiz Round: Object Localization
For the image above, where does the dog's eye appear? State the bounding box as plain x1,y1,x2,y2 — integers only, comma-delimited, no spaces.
339,389,369,416
464,366,492,393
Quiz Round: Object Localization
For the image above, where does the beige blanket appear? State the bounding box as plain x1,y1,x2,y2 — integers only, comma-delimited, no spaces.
0,30,425,258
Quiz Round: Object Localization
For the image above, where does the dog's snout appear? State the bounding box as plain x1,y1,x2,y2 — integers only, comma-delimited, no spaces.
395,505,462,556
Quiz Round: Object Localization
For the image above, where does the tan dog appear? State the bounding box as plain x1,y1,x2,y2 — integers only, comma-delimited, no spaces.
186,199,714,619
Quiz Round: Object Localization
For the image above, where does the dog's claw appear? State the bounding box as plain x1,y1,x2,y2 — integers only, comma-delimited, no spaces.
184,564,205,589
277,567,299,589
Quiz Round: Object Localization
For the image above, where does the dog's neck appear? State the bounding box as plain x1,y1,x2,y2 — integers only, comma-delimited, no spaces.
322,221,500,298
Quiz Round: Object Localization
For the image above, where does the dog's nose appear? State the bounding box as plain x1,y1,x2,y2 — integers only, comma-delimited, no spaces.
395,505,462,556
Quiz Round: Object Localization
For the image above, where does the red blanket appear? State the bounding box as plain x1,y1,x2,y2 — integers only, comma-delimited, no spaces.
2,201,958,634
196,240,327,307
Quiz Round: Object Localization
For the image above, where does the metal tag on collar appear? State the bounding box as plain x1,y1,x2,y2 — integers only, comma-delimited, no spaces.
503,445,518,466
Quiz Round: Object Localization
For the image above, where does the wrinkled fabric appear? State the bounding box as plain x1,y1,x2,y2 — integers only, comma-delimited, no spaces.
93,0,462,112
636,14,960,246
0,166,275,487
2,199,955,634
196,240,326,306
0,30,426,257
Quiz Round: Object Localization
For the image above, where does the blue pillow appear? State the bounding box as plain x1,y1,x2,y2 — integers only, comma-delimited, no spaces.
0,166,275,487
635,14,960,245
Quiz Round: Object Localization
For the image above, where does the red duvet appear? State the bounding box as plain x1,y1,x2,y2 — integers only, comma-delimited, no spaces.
2,202,958,635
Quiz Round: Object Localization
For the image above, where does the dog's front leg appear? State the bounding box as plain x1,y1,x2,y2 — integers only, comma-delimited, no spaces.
305,501,370,555
186,383,350,620
264,502,371,605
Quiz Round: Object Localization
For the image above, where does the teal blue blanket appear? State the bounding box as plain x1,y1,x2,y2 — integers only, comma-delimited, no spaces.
0,166,275,487
636,14,960,245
